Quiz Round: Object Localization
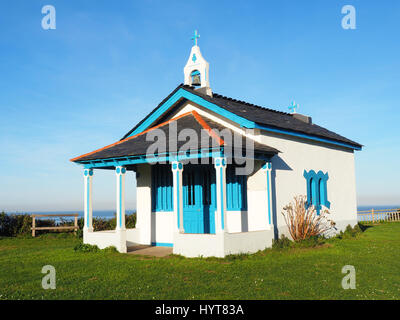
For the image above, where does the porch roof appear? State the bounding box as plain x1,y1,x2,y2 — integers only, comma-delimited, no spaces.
71,110,279,168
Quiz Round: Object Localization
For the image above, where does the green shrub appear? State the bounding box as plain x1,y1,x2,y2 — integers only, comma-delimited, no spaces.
293,235,325,248
102,246,118,253
0,212,37,236
272,234,326,250
74,243,99,252
336,223,363,239
272,234,292,249
126,213,136,229
0,212,136,238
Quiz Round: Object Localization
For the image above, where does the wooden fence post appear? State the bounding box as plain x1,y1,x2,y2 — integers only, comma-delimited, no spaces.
74,215,78,235
32,216,36,237
371,208,374,223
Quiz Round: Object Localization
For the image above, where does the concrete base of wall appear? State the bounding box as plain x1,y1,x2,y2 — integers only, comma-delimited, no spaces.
275,218,359,240
173,229,274,258
84,228,141,253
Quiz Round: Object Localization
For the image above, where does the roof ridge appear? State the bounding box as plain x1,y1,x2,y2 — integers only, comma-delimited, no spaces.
191,110,224,146
71,110,195,162
211,92,290,116
120,83,187,140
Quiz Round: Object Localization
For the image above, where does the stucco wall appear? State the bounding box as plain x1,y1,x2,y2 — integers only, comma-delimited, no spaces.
136,164,175,245
259,132,358,234
170,101,358,236
136,164,152,245
173,230,274,258
151,211,174,244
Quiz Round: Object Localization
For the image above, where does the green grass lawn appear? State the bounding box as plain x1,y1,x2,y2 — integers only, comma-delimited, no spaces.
0,223,399,300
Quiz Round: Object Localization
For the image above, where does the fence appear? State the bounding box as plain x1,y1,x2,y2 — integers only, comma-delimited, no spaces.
31,213,79,237
357,208,400,223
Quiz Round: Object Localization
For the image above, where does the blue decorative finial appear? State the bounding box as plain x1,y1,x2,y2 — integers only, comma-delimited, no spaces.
288,101,299,114
191,30,200,46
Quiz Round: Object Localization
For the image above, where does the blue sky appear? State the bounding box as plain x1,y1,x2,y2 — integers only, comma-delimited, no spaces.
0,0,399,212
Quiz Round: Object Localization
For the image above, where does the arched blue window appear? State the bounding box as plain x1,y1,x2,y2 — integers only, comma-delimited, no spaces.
303,170,330,215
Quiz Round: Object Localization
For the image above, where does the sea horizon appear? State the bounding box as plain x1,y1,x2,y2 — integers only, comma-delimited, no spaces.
4,205,400,218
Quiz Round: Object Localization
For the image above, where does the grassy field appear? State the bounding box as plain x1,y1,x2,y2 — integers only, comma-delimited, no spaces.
0,223,399,300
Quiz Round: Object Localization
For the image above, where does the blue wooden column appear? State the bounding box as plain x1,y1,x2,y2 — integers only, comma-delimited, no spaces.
214,157,227,233
172,161,184,233
116,166,126,231
83,168,93,232
262,162,273,229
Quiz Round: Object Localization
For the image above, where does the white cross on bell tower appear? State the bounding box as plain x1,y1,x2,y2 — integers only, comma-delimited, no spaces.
184,30,212,95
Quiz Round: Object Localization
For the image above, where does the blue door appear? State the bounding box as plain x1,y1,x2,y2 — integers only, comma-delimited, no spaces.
183,165,216,234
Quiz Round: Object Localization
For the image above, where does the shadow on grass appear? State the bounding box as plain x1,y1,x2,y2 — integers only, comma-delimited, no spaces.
358,223,373,232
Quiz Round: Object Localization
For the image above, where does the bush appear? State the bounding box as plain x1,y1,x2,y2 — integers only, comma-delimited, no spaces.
294,235,325,248
92,213,136,231
272,234,326,250
126,213,136,229
282,196,335,241
103,246,118,253
272,234,292,249
74,243,99,252
336,223,363,239
0,212,136,238
0,212,38,236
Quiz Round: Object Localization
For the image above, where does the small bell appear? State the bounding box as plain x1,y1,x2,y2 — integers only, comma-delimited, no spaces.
191,70,201,86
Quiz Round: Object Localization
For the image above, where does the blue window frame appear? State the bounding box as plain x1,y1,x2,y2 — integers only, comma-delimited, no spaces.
226,165,248,211
303,170,330,215
151,165,173,212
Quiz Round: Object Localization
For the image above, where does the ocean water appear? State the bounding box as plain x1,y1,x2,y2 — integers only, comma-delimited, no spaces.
6,206,399,219
6,210,136,221
357,205,400,212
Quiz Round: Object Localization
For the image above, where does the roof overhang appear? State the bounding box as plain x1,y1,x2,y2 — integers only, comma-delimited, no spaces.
74,147,275,170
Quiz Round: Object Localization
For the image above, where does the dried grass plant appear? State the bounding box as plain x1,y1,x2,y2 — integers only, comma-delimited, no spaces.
282,195,335,241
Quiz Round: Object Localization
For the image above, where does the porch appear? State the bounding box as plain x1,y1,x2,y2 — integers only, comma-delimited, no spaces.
73,111,279,257
81,156,275,257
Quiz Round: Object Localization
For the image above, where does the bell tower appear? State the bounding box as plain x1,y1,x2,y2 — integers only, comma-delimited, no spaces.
184,30,212,96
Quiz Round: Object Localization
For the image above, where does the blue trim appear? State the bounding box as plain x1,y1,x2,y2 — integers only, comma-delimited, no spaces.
220,167,224,230
266,169,272,225
151,242,173,247
86,176,90,228
254,123,361,151
119,172,122,228
128,88,255,137
78,148,225,169
303,170,330,215
176,170,180,229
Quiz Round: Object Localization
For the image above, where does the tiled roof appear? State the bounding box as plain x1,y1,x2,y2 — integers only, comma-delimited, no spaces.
71,111,279,162
123,84,362,149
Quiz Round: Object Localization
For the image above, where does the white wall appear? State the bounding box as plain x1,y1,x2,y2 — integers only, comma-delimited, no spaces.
151,211,174,244
169,101,358,235
136,164,175,245
259,132,358,233
136,164,152,245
